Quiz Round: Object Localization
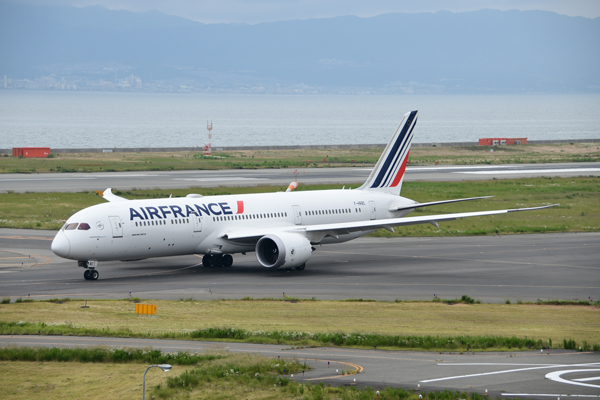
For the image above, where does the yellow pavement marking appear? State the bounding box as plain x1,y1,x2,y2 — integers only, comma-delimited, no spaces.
0,251,51,268
304,358,364,380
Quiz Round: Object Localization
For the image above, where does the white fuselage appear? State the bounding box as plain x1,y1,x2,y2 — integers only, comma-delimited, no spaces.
52,189,416,262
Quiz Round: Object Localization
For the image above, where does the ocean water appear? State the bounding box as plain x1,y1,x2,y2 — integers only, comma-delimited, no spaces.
0,91,599,149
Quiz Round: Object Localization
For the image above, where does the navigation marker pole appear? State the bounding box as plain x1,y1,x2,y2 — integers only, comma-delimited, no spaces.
204,121,213,156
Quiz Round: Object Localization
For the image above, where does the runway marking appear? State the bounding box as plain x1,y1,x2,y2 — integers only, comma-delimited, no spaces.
546,369,600,389
0,251,51,268
304,359,363,381
174,177,266,182
420,362,600,383
456,168,600,175
0,235,53,241
574,376,600,382
502,395,600,398
0,177,96,182
407,165,519,171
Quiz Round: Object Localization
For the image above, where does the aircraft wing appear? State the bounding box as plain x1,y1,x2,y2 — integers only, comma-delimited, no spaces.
303,204,557,235
222,204,558,241
389,196,493,212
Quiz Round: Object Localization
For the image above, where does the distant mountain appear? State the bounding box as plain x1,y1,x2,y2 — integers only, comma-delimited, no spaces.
1,3,598,92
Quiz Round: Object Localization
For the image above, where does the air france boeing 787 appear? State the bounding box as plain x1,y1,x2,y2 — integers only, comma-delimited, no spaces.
51,111,555,280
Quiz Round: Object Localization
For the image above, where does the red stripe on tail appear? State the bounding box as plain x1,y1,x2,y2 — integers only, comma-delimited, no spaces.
390,150,410,187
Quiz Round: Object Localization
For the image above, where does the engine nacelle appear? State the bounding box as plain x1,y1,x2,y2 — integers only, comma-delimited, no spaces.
255,233,312,269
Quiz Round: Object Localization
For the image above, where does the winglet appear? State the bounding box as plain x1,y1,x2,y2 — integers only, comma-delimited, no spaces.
102,188,128,202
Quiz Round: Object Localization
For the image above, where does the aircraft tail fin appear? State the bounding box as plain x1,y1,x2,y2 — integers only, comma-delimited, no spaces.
358,110,418,196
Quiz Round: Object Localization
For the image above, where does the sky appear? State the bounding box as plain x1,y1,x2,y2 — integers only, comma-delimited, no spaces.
10,0,600,23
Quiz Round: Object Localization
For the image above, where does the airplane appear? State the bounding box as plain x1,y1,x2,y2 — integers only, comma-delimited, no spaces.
51,110,556,280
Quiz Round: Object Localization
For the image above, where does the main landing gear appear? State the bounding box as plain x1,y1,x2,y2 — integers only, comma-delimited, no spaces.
202,254,233,268
78,260,99,280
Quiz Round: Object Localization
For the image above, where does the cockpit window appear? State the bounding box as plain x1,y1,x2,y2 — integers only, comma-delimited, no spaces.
65,223,79,230
78,223,91,230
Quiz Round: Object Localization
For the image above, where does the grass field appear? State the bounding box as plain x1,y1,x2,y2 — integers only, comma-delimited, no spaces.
1,299,598,350
1,142,599,174
0,177,598,235
0,355,490,400
0,353,307,400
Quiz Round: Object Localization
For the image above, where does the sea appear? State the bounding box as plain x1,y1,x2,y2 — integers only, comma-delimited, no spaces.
1,91,599,149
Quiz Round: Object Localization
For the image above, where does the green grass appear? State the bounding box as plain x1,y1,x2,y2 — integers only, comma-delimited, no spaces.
1,298,598,351
0,177,598,235
0,357,498,400
1,142,599,174
0,346,222,365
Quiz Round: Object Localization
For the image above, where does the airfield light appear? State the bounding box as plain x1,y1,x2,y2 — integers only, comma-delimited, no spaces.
143,364,172,400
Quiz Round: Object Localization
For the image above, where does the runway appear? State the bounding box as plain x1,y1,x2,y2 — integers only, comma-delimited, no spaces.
1,229,598,303
2,335,600,396
1,162,599,193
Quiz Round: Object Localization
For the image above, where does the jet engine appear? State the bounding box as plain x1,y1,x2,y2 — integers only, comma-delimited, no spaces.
255,233,312,269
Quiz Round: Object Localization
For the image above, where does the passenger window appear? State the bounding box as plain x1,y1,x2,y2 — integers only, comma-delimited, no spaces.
65,223,78,230
78,223,91,230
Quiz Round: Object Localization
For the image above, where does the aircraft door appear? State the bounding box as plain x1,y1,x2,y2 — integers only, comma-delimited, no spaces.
193,215,202,232
108,216,123,238
369,201,377,220
292,205,302,225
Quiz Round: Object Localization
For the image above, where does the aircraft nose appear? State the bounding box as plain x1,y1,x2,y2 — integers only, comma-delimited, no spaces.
51,233,71,258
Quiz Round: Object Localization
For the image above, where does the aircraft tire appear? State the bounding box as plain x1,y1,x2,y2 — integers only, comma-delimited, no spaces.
212,255,223,268
90,270,99,280
202,254,213,267
223,255,233,267
83,269,91,280
295,263,306,271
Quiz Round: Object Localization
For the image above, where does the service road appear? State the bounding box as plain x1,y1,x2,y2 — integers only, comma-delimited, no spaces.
1,162,599,193
1,335,599,397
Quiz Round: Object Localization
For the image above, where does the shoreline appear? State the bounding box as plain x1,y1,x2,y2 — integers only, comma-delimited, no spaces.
2,138,599,154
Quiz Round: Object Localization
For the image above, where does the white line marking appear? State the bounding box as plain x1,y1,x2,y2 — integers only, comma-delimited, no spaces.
421,362,600,383
546,369,600,389
174,177,266,182
438,363,557,366
407,165,519,171
455,168,600,175
0,178,96,182
502,394,600,398
574,376,600,382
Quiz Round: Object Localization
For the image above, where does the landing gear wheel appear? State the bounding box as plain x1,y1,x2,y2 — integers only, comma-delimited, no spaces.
202,254,213,267
90,270,99,280
212,255,223,268
83,269,91,280
295,263,306,271
222,254,233,267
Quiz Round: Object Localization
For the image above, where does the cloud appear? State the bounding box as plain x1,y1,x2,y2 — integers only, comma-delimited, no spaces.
8,0,600,23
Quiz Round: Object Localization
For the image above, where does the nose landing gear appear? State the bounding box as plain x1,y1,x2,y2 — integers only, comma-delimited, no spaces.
78,260,99,280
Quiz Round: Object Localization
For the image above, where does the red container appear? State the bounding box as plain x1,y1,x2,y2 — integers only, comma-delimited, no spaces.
12,147,51,158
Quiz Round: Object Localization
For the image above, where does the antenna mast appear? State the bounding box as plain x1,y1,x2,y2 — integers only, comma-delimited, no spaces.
204,121,213,156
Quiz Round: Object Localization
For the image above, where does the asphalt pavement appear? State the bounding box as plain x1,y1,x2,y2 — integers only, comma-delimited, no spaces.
1,162,599,193
1,229,598,303
1,335,599,397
